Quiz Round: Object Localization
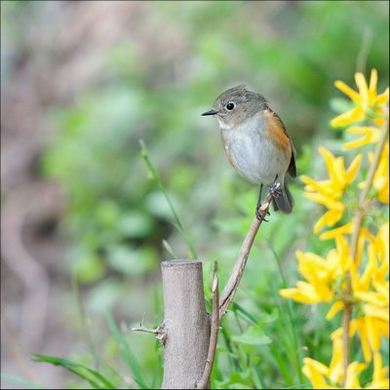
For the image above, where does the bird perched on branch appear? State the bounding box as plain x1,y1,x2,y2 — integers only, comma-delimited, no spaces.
202,84,296,219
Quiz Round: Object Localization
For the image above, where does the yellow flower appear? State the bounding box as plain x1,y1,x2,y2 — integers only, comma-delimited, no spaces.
366,353,390,389
374,222,389,274
359,143,389,204
350,317,372,362
301,147,361,235
279,240,351,304
326,300,344,320
290,70,389,390
279,281,325,304
348,227,389,362
302,329,367,389
356,288,389,310
279,251,333,304
302,357,336,389
350,223,389,295
319,221,353,240
345,362,367,389
343,126,381,150
358,223,389,293
331,69,389,128
349,312,389,363
303,351,388,389
328,328,345,384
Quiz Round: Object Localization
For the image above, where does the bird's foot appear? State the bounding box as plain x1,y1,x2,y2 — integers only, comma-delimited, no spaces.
268,182,282,198
256,207,269,222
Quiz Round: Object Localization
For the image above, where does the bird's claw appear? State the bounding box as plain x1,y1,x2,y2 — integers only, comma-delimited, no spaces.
268,182,282,198
256,208,269,222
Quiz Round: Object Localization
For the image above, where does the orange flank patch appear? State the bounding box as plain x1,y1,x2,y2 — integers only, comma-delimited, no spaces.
264,110,292,160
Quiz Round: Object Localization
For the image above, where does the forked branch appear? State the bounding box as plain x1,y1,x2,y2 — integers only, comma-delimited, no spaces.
131,185,279,389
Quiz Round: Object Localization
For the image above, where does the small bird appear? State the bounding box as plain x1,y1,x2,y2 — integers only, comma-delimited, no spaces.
202,84,296,217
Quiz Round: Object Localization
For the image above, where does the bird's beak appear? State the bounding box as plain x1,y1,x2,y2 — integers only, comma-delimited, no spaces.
201,109,218,116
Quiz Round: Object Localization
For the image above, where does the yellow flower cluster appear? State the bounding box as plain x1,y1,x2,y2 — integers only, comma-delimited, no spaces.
330,69,389,130
300,148,361,237
280,70,389,389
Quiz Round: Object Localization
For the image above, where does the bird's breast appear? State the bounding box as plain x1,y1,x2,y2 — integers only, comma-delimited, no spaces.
220,113,289,184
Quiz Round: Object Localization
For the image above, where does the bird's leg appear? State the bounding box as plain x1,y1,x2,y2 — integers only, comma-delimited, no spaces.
256,184,263,211
256,184,269,222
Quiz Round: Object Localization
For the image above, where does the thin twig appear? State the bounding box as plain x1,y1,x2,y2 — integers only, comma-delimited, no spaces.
131,322,167,346
197,262,220,389
342,116,389,384
131,326,160,335
218,186,278,318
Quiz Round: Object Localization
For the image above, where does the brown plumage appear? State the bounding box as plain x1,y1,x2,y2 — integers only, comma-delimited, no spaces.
264,108,296,178
202,85,297,215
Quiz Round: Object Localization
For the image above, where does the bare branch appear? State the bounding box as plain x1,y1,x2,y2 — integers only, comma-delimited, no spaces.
218,187,277,318
132,185,280,388
131,326,159,334
131,322,167,346
197,262,220,389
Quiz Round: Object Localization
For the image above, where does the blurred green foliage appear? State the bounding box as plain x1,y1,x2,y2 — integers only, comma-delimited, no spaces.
2,1,388,389
42,2,389,389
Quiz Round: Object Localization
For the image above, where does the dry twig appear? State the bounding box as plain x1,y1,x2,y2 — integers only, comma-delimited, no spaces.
218,186,278,318
131,322,167,346
196,262,219,389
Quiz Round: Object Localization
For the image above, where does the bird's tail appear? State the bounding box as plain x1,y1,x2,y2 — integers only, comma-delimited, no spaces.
272,178,293,214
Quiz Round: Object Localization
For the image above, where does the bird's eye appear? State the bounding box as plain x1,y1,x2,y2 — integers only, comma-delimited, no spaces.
226,102,235,111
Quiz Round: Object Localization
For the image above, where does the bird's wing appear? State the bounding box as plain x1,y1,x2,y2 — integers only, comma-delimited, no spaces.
263,107,297,178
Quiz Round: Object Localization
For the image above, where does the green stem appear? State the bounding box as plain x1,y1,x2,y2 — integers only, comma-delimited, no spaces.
139,139,198,259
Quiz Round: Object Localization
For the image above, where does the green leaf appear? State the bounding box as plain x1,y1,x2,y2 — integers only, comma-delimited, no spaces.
105,311,149,389
227,384,252,389
32,354,115,389
216,370,253,389
231,302,257,324
232,326,272,346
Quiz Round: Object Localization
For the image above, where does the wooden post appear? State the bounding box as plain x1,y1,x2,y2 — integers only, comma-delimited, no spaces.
161,260,210,389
